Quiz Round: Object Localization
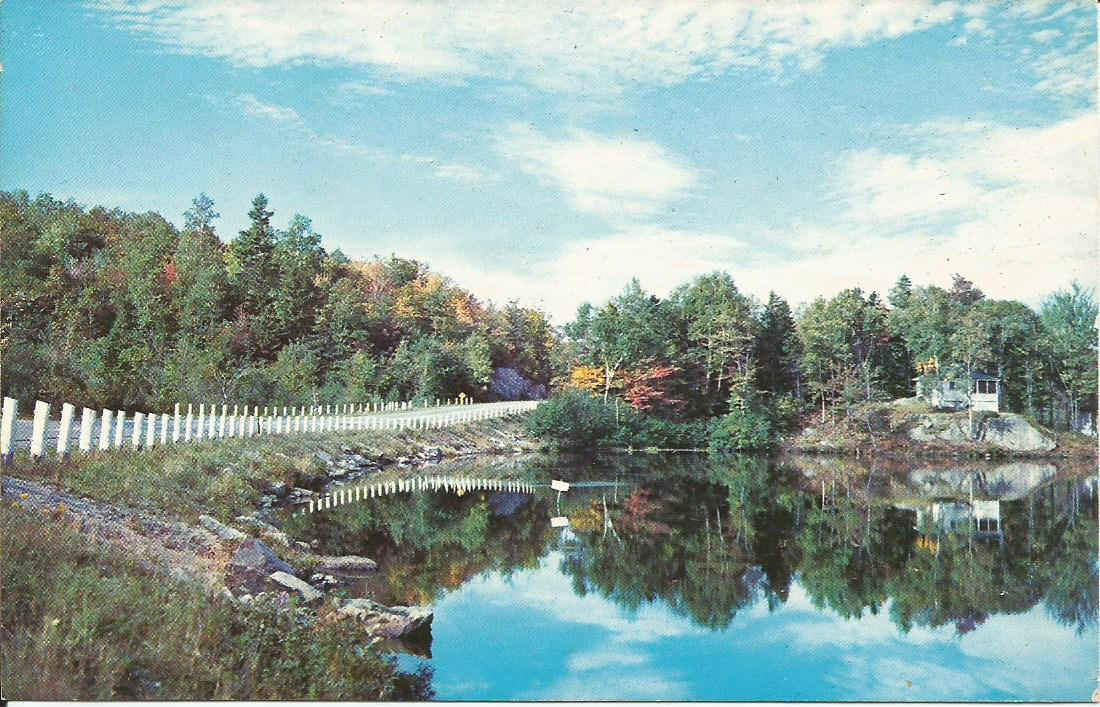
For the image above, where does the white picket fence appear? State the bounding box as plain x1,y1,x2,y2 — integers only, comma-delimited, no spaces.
0,396,541,463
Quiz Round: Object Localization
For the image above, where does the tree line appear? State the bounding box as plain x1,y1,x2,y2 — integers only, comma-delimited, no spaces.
3,189,1094,437
558,270,1097,439
1,191,553,410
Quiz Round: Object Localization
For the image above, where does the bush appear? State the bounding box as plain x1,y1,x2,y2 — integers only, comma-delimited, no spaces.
709,405,773,453
524,390,616,449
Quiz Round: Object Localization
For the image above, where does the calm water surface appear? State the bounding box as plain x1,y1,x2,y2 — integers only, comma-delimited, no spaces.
282,454,1098,701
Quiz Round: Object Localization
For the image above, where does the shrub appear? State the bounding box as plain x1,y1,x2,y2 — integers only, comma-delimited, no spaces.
709,405,773,453
524,389,616,449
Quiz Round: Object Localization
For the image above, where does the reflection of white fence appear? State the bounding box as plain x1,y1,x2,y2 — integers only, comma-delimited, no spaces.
307,475,537,514
0,397,541,463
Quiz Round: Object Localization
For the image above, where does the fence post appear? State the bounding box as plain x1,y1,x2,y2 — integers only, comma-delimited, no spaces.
78,407,96,453
161,412,170,445
197,404,205,440
218,404,227,438
30,400,50,459
173,403,181,442
146,412,157,448
184,404,193,442
113,410,126,448
131,412,144,448
1,397,17,464
56,402,75,457
99,409,113,450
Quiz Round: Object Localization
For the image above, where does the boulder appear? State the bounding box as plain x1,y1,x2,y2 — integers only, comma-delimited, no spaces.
336,598,433,638
268,571,324,604
315,555,378,574
229,539,295,576
981,414,1057,452
908,412,1056,452
490,367,547,401
199,514,247,542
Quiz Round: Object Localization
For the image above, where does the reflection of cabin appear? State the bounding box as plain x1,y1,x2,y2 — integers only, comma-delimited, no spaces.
915,371,1002,412
915,500,1003,540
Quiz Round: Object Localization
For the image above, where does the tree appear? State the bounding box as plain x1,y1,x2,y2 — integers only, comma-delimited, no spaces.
572,279,672,401
948,273,984,307
669,272,758,413
1040,282,1098,430
755,291,801,396
226,194,280,359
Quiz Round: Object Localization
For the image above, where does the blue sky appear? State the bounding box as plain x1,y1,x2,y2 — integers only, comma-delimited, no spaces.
3,1,1096,323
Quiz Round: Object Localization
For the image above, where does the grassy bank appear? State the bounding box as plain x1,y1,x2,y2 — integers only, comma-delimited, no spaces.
3,417,532,524
0,504,432,700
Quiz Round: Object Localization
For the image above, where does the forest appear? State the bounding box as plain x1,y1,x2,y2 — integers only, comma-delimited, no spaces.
2,189,1095,444
1,191,553,411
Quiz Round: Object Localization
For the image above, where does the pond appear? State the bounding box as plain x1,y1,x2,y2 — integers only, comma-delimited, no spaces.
280,453,1098,701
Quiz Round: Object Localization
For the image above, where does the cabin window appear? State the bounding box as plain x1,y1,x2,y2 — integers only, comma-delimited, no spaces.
976,380,998,395
948,381,956,390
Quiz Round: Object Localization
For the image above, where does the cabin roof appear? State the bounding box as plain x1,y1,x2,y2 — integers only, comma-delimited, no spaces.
970,371,1000,380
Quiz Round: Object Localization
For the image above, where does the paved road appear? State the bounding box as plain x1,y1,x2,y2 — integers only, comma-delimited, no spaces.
5,401,538,454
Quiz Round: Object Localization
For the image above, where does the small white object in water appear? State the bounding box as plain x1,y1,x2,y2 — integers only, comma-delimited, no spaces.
551,480,570,492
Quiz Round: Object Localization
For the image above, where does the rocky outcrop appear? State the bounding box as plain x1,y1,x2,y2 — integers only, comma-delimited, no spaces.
335,598,433,638
315,555,378,574
268,571,323,603
490,367,546,401
980,414,1057,452
229,539,295,576
198,514,248,542
908,412,1056,452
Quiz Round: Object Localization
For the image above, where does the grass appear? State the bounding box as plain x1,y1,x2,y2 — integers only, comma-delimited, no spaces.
4,417,531,523
0,503,433,700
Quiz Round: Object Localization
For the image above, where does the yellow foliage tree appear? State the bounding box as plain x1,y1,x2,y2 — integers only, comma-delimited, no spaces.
568,366,606,394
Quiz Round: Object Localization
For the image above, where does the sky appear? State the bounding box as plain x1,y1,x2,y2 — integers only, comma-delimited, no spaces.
3,1,1097,324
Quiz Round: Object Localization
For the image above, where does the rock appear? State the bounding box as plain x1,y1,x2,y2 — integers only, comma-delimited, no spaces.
294,541,311,552
396,456,411,466
268,571,324,604
259,494,277,507
315,451,335,466
315,555,378,574
328,467,348,478
421,447,443,461
981,413,1057,452
336,598,433,638
267,481,289,498
229,539,295,576
907,412,1056,452
199,514,248,542
239,593,253,605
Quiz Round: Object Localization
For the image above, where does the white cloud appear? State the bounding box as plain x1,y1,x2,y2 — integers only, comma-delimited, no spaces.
426,226,746,323
1030,28,1062,43
430,111,1095,322
236,93,302,125
496,124,699,218
401,154,500,185
88,1,966,92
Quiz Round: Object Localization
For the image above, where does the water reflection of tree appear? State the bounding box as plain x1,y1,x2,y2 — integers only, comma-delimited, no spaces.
556,457,1096,638
284,489,555,606
284,459,1096,640
558,457,808,628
